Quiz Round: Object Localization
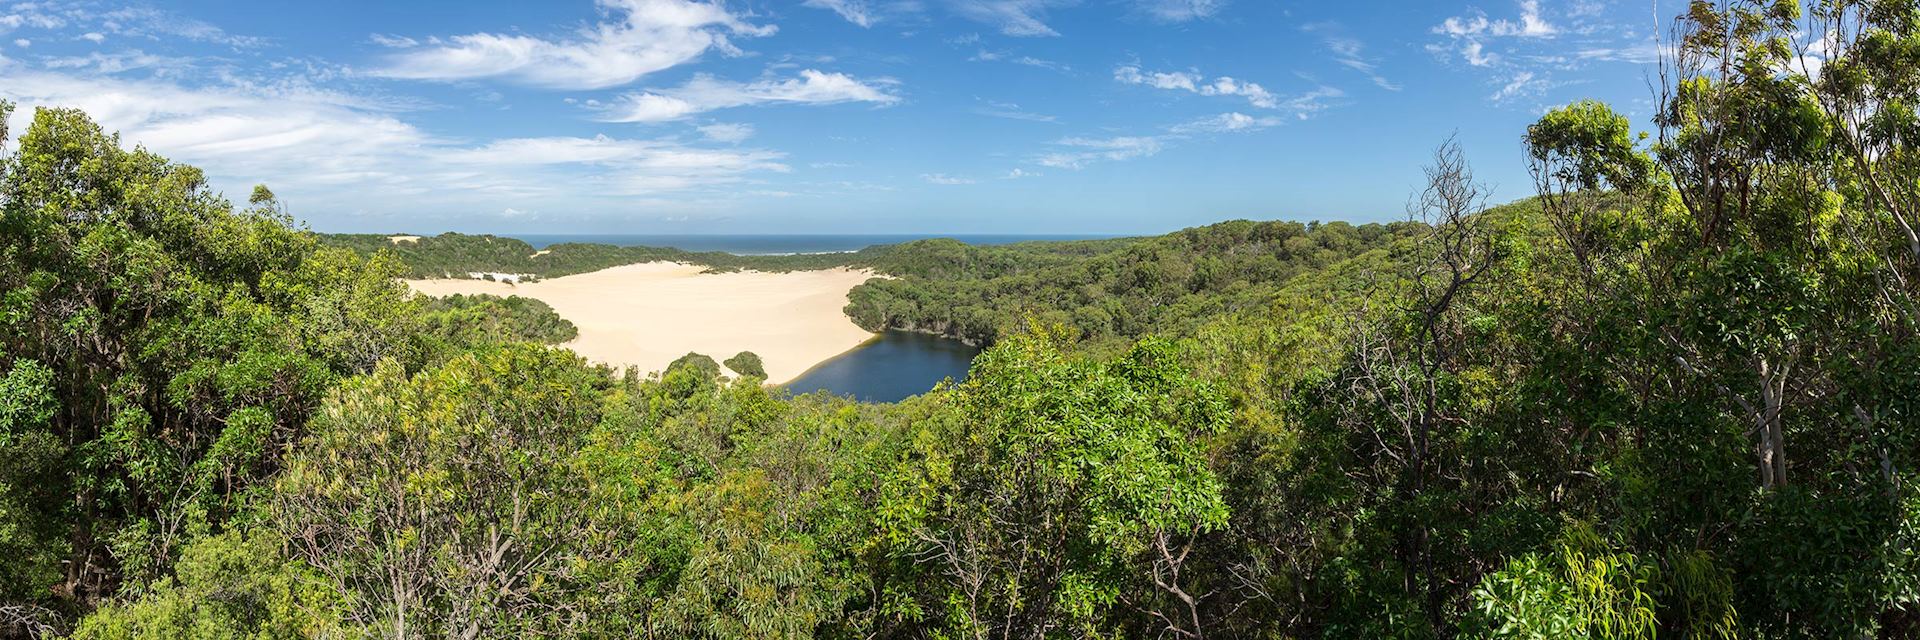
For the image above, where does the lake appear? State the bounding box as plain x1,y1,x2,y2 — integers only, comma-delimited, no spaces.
783,330,982,403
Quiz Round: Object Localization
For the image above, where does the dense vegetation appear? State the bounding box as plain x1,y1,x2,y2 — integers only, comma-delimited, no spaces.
4,2,1920,638
843,220,1422,346
418,294,578,346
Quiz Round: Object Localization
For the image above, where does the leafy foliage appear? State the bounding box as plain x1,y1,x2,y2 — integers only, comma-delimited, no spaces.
724,351,767,379
9,2,1920,635
419,293,578,346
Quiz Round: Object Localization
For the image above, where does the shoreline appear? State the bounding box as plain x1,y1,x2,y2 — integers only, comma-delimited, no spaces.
777,332,885,388
406,262,879,384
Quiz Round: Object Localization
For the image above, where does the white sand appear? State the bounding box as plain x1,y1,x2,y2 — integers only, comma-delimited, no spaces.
388,235,421,244
406,263,878,384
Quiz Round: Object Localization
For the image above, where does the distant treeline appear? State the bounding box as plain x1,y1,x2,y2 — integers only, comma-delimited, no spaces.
318,232,900,279
844,220,1425,347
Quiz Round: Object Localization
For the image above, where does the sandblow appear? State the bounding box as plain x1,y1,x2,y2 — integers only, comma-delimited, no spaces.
406,263,879,384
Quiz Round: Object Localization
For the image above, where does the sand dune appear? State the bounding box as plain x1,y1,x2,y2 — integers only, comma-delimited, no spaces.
406,263,879,384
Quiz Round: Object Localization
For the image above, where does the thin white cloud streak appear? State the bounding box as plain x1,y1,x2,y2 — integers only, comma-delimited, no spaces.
974,100,1057,122
372,0,775,90
698,122,755,143
1317,31,1400,91
971,49,1070,72
1035,135,1164,169
1170,112,1279,133
950,0,1077,37
803,0,877,27
1135,0,1226,22
596,69,900,122
1114,64,1277,108
98,7,268,48
922,173,976,184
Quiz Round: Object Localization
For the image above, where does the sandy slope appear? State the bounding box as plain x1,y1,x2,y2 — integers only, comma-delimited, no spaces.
406,263,879,384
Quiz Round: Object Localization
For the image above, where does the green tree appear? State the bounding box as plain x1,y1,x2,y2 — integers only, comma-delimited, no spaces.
69,531,345,640
272,345,609,638
724,351,767,379
0,104,421,622
876,328,1230,638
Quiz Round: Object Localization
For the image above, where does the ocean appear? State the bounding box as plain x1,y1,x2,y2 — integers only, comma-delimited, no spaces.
506,233,1114,254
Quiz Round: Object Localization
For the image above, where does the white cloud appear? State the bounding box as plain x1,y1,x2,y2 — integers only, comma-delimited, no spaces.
1036,135,1164,169
1489,70,1541,101
1135,0,1226,22
1432,0,1560,69
1170,111,1279,133
803,0,876,27
1280,85,1344,118
1507,0,1559,37
974,100,1057,122
372,0,775,90
1436,1,1557,39
598,69,900,122
1315,29,1400,91
43,50,195,75
0,60,794,219
369,33,419,48
951,0,1077,37
1005,168,1041,178
923,173,976,185
11,39,26,48
1462,40,1496,66
698,122,755,143
1115,64,1278,109
98,7,267,48
80,32,104,43
1576,40,1666,64
0,8,67,33
971,49,1070,72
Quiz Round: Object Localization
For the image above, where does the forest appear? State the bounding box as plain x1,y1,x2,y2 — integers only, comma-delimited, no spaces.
3,2,1919,638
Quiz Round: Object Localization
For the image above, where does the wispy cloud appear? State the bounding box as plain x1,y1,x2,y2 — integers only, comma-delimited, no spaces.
1170,111,1280,133
596,69,900,122
1133,0,1227,22
1487,70,1561,103
1431,0,1559,69
698,122,755,143
1424,0,1642,106
1114,64,1276,108
950,0,1078,37
923,173,977,184
0,59,795,218
371,0,775,90
1035,135,1164,169
971,49,1070,72
974,100,1058,122
803,0,877,27
1305,23,1400,91
42,50,195,75
99,7,268,48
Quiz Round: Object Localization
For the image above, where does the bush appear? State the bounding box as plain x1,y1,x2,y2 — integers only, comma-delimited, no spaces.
724,351,766,379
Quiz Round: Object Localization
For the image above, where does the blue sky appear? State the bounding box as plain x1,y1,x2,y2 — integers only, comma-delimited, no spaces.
0,0,1669,234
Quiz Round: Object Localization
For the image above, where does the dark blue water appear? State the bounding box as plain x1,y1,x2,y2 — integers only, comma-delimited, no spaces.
783,331,982,403
509,234,1110,254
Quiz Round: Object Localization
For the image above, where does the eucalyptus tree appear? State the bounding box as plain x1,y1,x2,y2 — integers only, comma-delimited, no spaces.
0,104,422,630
